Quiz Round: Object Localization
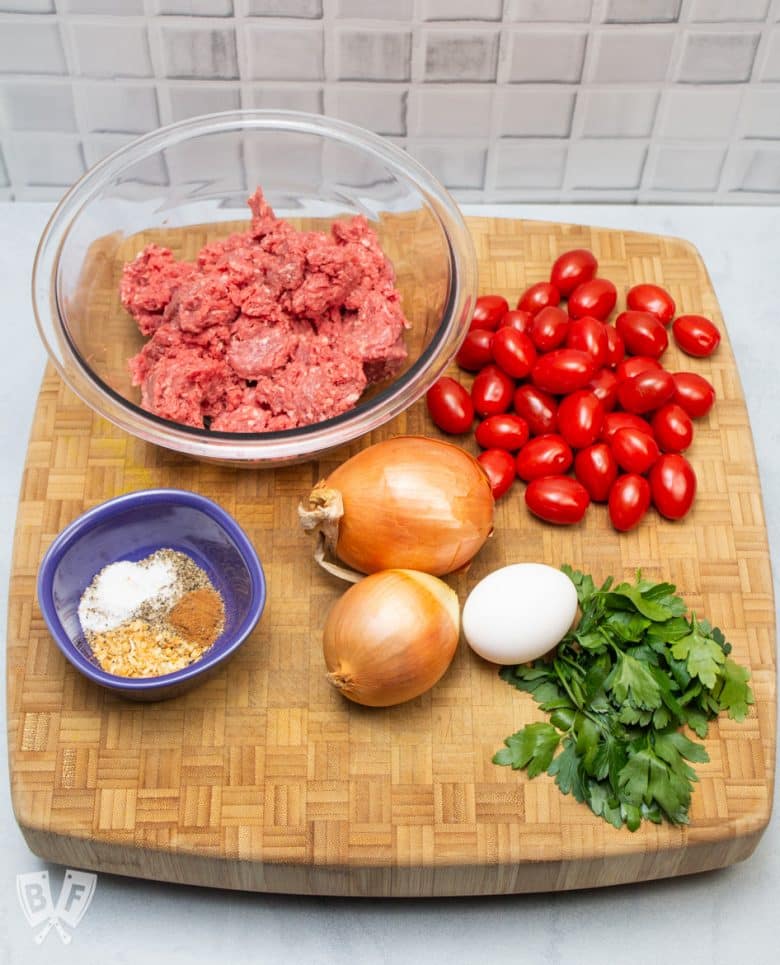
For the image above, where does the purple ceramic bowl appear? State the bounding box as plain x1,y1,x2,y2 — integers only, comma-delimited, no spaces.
37,489,266,700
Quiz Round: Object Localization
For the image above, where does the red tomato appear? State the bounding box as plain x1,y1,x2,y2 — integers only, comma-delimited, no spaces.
471,365,514,417
475,413,529,451
513,385,558,436
530,305,569,352
426,377,474,434
471,294,509,331
515,434,573,481
617,369,675,414
477,449,516,500
525,476,590,525
550,249,598,297
492,327,537,379
455,328,493,371
604,326,625,368
615,311,669,359
671,371,716,418
499,309,534,334
566,316,608,367
568,278,617,321
649,454,697,520
574,444,618,502
587,368,619,412
610,427,660,474
601,411,653,445
517,281,560,315
651,403,693,453
609,474,651,532
616,355,662,383
531,349,597,395
557,391,605,450
672,314,721,358
626,284,676,326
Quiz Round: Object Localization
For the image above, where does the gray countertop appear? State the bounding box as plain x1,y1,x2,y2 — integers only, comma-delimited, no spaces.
1,203,778,965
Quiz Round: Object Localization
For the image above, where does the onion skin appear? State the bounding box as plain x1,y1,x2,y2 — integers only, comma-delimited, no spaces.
323,569,460,707
302,436,494,577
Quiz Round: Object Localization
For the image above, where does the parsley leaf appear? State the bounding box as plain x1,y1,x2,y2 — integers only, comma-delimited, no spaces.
494,566,754,832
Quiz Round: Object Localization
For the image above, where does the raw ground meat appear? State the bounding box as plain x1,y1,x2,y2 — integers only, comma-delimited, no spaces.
122,188,409,432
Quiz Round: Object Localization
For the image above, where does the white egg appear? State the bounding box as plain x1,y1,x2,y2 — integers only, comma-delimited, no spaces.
462,563,578,665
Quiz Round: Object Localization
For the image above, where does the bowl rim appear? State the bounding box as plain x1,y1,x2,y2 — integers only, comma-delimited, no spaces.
36,488,266,692
32,108,477,463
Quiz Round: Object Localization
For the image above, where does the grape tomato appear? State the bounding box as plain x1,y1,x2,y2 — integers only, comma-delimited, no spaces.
475,413,529,451
471,294,508,331
616,355,662,383
517,282,560,315
568,278,617,321
617,369,675,414
649,454,696,521
601,411,653,444
626,284,676,325
566,316,608,367
471,365,514,417
615,311,668,359
492,327,537,379
477,449,517,500
651,403,693,453
610,427,660,475
557,391,605,450
587,368,619,412
530,305,569,352
525,476,590,526
456,328,493,371
499,309,534,334
671,372,715,418
513,385,558,436
515,434,573,481
609,474,651,532
550,249,598,297
531,349,597,395
672,314,721,358
426,377,474,434
574,444,618,502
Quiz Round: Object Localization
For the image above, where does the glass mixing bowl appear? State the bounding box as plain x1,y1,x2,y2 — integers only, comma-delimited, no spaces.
32,110,477,465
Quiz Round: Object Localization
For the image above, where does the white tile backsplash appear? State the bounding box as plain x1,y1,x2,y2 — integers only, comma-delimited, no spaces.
157,23,238,79
79,82,159,134
498,88,575,137
332,86,407,136
689,0,769,21
421,0,503,20
244,23,323,80
650,144,726,191
68,22,152,78
580,89,659,138
660,87,742,139
603,0,681,23
590,29,675,82
424,29,499,82
414,87,493,137
337,27,411,81
678,30,760,83
506,1,591,21
0,20,66,74
0,79,76,131
506,29,587,83
0,5,777,202
567,140,647,189
742,88,780,137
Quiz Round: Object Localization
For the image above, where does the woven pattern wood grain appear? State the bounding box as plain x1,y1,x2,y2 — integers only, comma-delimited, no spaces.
7,218,776,896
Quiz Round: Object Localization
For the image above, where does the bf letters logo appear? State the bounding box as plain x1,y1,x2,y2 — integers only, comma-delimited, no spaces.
17,869,97,944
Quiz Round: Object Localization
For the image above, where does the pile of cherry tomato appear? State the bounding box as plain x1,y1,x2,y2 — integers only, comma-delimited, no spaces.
425,248,720,531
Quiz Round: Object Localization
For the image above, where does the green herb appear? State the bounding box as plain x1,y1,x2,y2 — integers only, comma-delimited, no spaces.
493,566,754,831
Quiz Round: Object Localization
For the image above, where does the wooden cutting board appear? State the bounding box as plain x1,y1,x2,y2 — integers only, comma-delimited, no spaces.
7,217,776,897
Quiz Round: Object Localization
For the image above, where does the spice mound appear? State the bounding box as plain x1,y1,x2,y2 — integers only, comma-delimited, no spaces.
78,549,225,678
122,187,410,433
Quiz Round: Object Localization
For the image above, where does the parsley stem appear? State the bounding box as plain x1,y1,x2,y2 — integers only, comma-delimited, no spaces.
552,658,583,710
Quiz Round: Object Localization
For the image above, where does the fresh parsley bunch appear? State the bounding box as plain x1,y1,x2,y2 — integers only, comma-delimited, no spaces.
493,566,754,831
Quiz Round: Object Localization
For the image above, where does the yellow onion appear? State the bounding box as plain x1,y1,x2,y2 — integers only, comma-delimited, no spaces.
323,569,460,707
299,436,494,580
